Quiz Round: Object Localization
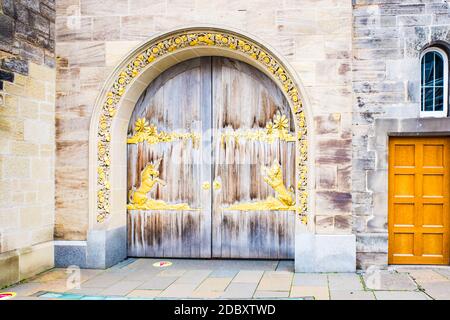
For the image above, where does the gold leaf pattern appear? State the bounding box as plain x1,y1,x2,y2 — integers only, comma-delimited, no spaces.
127,118,200,147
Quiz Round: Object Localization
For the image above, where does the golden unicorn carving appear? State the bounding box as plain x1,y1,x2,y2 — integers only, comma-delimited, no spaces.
127,159,194,210
227,160,296,211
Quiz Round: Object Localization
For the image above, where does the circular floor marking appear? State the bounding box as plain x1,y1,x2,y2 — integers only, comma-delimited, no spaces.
153,261,173,268
0,292,16,300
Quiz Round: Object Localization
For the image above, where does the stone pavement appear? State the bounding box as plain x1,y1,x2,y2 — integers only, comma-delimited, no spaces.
3,259,450,300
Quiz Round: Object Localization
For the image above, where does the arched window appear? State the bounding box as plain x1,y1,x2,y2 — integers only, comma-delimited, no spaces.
420,47,448,117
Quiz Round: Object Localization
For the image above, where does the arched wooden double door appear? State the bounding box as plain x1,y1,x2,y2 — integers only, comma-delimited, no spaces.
127,57,296,259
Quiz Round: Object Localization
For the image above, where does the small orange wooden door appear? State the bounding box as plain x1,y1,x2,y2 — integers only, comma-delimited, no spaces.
389,137,450,265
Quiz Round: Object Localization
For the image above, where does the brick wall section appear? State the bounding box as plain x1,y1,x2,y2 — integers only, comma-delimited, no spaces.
0,0,55,286
352,0,450,268
54,0,353,240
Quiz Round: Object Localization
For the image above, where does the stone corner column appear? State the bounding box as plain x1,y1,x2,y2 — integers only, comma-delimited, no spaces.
295,230,356,273
86,226,127,269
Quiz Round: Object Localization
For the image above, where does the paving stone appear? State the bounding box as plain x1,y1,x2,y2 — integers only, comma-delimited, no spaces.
433,268,450,280
35,280,68,293
122,269,162,281
293,273,328,286
80,296,106,300
232,270,264,283
276,261,295,272
254,291,290,298
99,280,142,296
39,292,62,298
28,269,67,282
122,259,156,270
66,287,105,296
223,260,278,271
328,273,364,291
168,259,213,270
58,293,83,300
157,269,187,277
209,269,239,278
126,289,162,298
11,296,42,300
196,277,232,292
257,271,293,291
159,283,198,298
174,269,212,285
168,259,277,271
330,290,375,300
363,271,417,291
374,291,430,300
81,274,126,288
7,258,450,300
138,276,178,290
290,286,329,300
6,282,43,296
420,281,450,300
408,270,449,284
191,290,223,299
220,283,258,299
79,269,106,282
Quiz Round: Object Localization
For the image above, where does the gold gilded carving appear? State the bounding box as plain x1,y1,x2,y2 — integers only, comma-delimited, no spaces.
202,182,211,190
127,160,195,211
213,179,221,191
127,118,200,147
220,112,295,146
96,29,308,224
226,160,296,211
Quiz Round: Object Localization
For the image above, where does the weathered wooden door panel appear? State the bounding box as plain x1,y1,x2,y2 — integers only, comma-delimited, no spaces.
389,137,450,265
127,57,295,259
211,57,295,259
127,57,212,258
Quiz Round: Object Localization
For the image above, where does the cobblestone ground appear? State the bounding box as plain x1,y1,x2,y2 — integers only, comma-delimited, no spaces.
4,259,450,300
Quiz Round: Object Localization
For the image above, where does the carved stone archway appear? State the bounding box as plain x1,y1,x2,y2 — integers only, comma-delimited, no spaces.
85,25,316,269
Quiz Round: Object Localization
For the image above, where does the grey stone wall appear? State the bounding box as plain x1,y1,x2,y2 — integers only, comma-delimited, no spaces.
352,0,450,268
0,0,55,68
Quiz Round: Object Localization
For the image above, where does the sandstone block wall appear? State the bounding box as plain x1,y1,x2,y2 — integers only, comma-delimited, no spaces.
352,0,450,268
55,0,353,240
0,0,55,287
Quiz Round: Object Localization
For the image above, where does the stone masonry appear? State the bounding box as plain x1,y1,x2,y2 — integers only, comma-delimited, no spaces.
352,0,450,268
54,0,353,240
1,0,450,286
0,0,55,287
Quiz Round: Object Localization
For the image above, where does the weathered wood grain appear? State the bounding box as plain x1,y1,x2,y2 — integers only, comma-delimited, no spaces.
212,57,295,259
128,57,295,259
127,57,211,258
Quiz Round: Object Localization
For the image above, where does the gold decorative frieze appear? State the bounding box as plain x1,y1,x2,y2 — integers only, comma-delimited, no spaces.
220,112,295,146
226,160,296,211
95,29,308,224
127,118,200,147
127,160,195,211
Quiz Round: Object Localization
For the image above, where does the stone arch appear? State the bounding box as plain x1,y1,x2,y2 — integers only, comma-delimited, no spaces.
88,25,315,239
